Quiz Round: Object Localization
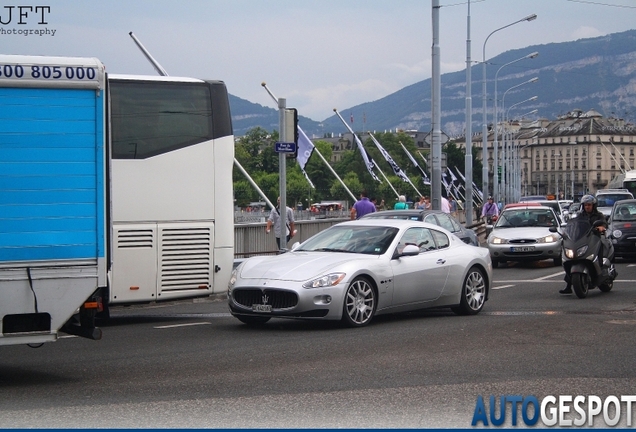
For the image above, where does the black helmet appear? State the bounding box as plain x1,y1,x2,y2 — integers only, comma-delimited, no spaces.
580,194,597,211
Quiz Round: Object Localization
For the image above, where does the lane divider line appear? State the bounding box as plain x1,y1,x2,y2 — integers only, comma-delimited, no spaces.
153,322,212,329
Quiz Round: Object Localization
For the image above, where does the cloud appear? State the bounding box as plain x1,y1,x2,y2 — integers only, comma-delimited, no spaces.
571,26,604,41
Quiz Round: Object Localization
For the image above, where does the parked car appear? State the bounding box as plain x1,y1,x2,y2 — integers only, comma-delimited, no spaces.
487,204,562,267
608,199,636,260
596,189,635,220
360,209,479,246
228,219,492,327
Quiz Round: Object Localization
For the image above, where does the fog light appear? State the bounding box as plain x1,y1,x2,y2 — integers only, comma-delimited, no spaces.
314,295,332,305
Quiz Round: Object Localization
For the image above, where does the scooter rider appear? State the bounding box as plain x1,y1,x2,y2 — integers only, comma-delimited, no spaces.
560,194,610,294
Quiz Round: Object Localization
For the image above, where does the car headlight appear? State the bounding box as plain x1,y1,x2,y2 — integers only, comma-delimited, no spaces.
613,229,623,238
537,234,559,243
490,236,507,244
228,268,238,292
303,272,346,289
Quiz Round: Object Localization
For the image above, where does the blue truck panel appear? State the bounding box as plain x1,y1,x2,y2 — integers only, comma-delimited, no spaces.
0,87,105,263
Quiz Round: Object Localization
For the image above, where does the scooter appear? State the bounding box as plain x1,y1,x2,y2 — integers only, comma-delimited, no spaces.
550,218,617,299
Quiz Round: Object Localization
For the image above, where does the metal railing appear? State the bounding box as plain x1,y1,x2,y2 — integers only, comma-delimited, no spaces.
233,210,488,258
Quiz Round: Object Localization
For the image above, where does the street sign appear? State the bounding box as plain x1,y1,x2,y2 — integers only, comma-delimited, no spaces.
275,142,297,153
423,130,450,146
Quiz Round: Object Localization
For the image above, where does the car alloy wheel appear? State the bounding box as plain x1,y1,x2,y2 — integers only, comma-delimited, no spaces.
453,266,486,315
342,277,376,327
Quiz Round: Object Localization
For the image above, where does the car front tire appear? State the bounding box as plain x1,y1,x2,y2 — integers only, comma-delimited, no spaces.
452,266,486,315
342,276,376,327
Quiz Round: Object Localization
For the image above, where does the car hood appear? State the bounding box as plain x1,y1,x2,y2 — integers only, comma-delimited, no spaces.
490,227,556,239
237,252,373,281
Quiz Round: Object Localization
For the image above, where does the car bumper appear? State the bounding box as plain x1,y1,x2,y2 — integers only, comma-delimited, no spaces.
228,280,346,321
612,235,636,257
488,243,561,262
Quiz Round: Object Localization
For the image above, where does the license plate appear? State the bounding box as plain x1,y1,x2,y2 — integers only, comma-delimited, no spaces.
511,246,535,252
252,304,272,313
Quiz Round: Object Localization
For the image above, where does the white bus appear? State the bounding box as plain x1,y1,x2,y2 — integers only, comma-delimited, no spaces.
608,170,636,197
105,74,235,315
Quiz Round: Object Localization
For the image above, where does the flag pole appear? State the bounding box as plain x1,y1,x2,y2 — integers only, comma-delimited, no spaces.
261,83,357,202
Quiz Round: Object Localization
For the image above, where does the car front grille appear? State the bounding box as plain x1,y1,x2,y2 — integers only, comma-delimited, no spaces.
233,288,298,309
509,239,538,245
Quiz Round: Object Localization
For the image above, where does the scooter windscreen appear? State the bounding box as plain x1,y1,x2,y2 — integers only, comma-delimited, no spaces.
563,217,593,241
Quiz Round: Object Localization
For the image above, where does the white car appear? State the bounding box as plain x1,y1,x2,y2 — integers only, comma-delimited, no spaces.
228,219,492,327
487,204,562,267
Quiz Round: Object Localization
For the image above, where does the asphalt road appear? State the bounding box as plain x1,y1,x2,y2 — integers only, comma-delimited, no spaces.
1,259,635,428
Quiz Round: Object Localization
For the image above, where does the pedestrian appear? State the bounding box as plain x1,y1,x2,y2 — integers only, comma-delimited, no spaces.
266,197,296,250
416,196,427,210
394,195,408,210
350,190,376,220
448,196,458,217
441,195,451,214
481,196,499,223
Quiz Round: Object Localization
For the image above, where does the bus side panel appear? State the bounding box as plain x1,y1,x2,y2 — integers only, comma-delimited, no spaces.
213,134,235,294
0,86,106,345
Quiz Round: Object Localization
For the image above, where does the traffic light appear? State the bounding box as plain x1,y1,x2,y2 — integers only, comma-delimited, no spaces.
497,166,502,182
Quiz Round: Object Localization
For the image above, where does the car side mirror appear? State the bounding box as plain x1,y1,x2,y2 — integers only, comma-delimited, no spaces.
549,227,558,233
291,241,301,250
401,244,420,256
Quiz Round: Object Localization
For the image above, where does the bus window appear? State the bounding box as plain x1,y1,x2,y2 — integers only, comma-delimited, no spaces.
110,81,213,159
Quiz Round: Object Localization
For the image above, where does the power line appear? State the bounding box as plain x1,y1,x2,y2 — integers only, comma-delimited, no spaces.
566,0,636,9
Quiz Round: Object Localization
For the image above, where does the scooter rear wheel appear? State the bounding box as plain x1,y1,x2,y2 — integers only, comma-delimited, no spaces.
571,273,590,299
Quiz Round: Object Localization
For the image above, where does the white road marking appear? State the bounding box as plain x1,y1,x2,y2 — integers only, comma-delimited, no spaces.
492,284,515,290
153,322,212,329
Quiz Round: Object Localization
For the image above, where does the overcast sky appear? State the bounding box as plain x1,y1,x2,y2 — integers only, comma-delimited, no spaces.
4,0,636,121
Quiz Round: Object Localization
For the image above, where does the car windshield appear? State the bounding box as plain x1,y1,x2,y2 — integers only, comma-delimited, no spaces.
495,209,556,228
296,225,399,255
597,194,633,207
363,213,418,221
613,204,636,221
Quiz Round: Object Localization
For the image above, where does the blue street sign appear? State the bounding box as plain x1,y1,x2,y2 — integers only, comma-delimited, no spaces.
275,142,297,153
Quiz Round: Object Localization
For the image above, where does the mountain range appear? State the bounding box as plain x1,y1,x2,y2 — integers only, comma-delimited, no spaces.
229,29,636,139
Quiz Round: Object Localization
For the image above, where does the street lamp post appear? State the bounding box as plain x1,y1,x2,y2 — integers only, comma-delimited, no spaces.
514,109,538,200
481,14,537,200
493,52,538,204
504,95,538,202
500,79,538,204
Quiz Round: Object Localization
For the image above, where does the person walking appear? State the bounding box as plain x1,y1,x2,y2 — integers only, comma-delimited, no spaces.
448,196,458,217
481,196,499,223
266,197,296,250
350,190,376,220
394,195,408,210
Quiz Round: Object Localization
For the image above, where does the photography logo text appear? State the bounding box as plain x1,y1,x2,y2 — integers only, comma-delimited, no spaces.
0,5,56,37
472,394,636,427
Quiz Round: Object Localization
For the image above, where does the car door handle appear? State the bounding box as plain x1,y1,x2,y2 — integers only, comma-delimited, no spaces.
437,259,446,264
